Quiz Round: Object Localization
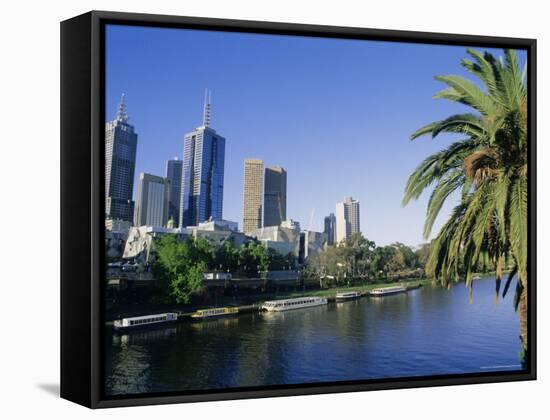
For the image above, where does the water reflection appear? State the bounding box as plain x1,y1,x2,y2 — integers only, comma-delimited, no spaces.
112,327,177,347
190,317,239,331
105,277,523,395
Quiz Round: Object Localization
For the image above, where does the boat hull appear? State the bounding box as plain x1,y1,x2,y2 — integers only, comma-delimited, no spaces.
335,294,361,301
113,319,177,333
369,289,406,297
191,312,239,320
262,301,327,312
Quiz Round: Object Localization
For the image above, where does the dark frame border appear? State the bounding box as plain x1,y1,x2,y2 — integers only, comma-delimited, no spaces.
60,10,536,409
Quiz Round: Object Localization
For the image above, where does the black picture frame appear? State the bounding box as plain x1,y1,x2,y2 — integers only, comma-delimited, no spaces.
60,10,537,409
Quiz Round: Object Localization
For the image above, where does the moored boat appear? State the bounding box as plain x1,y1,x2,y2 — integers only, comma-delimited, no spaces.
262,296,327,312
335,291,361,300
369,285,407,297
190,307,239,319
113,313,178,332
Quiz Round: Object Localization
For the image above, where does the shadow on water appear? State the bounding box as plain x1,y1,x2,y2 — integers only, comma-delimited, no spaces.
37,383,59,397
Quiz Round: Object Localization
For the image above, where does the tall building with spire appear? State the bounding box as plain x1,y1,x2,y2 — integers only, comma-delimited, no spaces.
105,94,138,222
264,166,287,227
166,157,183,227
243,159,264,235
180,90,226,227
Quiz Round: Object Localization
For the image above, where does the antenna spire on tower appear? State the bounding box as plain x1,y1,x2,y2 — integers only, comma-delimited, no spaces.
116,93,128,122
202,88,211,128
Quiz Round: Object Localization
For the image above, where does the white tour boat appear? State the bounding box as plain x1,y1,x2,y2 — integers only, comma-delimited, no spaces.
369,285,407,297
335,291,361,300
113,313,178,331
262,296,327,312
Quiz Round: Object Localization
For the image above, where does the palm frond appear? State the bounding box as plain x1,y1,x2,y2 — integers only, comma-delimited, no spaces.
434,75,496,116
430,113,486,139
509,176,528,285
461,49,499,97
502,264,518,298
410,121,440,140
423,170,464,239
403,140,477,205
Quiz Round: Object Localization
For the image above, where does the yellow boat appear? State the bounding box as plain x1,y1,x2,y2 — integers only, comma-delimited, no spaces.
190,307,239,319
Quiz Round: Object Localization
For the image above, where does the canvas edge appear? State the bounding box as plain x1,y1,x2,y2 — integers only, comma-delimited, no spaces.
59,10,537,409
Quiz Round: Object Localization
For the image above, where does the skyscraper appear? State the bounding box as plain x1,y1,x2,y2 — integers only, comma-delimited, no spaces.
335,197,360,244
264,166,287,227
180,90,226,227
105,94,138,222
166,157,183,227
134,173,170,227
243,159,264,235
324,213,336,245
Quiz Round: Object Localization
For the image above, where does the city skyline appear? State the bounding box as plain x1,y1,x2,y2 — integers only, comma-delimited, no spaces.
105,24,527,247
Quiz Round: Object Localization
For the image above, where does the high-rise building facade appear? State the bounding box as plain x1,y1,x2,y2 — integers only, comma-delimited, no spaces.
264,166,287,227
324,213,336,245
180,90,226,227
166,158,183,227
134,173,170,227
243,159,264,235
335,196,360,244
105,94,138,222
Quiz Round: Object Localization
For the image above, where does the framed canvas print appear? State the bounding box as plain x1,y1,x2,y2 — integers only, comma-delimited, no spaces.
60,11,537,408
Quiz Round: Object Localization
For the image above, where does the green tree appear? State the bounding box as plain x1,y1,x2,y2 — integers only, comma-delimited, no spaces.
415,243,432,268
284,252,297,270
403,49,528,354
371,246,398,276
391,242,418,268
238,242,269,276
153,235,209,304
191,236,215,269
214,240,240,272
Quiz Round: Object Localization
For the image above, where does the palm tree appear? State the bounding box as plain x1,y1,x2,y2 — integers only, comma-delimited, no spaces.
402,49,528,356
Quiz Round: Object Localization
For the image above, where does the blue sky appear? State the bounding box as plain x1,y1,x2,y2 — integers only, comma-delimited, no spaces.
106,25,526,247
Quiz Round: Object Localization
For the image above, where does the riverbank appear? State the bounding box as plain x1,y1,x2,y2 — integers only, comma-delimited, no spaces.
259,278,431,301
106,278,432,323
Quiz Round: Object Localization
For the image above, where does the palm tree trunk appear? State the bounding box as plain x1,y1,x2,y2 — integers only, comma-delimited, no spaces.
518,282,528,353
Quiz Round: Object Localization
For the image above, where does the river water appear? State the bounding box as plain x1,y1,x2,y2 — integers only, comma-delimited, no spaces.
105,276,523,395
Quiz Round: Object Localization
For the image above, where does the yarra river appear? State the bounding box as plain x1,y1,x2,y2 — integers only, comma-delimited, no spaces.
105,276,523,395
